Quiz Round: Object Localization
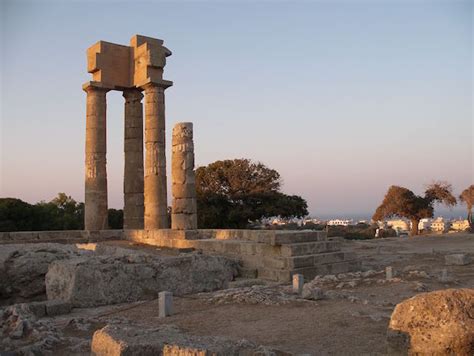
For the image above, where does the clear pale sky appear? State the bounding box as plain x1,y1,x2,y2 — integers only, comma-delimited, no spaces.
1,0,472,218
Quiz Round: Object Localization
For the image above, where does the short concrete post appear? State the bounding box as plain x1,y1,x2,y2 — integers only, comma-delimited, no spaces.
292,274,304,294
159,291,173,317
385,266,393,280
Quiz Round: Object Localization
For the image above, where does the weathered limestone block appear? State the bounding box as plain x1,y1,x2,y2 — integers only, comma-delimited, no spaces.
172,214,198,231
46,253,237,307
171,122,197,230
91,323,283,356
387,288,474,355
0,244,88,305
172,198,197,214
445,253,472,266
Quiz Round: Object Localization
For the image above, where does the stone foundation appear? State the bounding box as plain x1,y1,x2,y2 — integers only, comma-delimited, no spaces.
124,229,361,282
0,230,122,244
1,229,360,283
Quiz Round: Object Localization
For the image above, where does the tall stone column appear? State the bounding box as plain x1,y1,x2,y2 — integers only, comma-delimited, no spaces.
171,122,197,230
123,89,144,229
84,83,108,230
143,83,169,229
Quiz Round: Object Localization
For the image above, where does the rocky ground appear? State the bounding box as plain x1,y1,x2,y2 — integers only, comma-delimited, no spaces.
1,232,473,355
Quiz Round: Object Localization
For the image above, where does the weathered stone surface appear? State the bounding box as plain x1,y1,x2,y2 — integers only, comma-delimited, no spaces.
171,122,197,230
0,244,88,305
45,300,72,316
84,83,109,231
445,253,472,266
143,83,169,230
91,323,284,356
46,253,237,307
171,213,198,230
123,88,144,230
0,302,60,354
387,288,474,355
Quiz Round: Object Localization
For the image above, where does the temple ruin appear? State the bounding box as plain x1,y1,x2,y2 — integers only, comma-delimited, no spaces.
84,35,175,231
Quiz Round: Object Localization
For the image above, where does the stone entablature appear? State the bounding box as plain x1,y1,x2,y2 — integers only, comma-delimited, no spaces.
86,35,172,90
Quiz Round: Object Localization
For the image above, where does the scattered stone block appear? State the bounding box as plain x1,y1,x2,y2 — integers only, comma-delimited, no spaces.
25,302,46,318
45,300,72,316
46,254,237,307
387,288,474,355
438,268,453,283
445,254,471,266
91,323,283,356
0,243,88,304
385,266,393,280
292,274,304,294
159,291,173,317
302,284,324,300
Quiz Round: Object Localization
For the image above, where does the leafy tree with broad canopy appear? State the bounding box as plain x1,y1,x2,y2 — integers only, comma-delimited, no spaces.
372,182,457,236
196,159,308,228
459,185,474,232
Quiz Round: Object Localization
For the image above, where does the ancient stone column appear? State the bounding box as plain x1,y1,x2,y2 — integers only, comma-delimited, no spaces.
123,89,144,229
171,122,197,230
143,83,169,229
84,83,108,230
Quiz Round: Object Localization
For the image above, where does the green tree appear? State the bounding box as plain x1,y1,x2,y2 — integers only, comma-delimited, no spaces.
459,185,474,232
0,193,85,232
0,198,36,231
108,208,123,229
196,159,308,228
373,182,457,236
36,193,84,230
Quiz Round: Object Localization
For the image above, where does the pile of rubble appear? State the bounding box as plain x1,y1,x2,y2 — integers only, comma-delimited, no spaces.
202,285,299,305
0,303,60,355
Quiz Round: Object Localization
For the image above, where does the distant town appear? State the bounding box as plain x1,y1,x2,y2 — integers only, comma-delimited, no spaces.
261,216,470,235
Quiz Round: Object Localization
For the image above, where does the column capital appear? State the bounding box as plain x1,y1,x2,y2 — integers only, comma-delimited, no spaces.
139,79,173,91
123,88,144,101
82,81,113,93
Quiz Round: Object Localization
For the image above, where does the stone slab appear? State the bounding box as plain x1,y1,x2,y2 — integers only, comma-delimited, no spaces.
445,254,471,266
91,323,284,356
46,253,237,307
280,241,341,257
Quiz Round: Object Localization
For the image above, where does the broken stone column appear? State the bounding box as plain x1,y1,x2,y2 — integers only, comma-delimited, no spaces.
84,83,108,230
143,83,170,229
123,89,144,229
171,123,197,230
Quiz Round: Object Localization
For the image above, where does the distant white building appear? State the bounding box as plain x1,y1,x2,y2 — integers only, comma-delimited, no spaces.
418,218,432,231
450,219,470,231
431,217,450,232
327,219,353,226
386,219,410,232
303,218,322,225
